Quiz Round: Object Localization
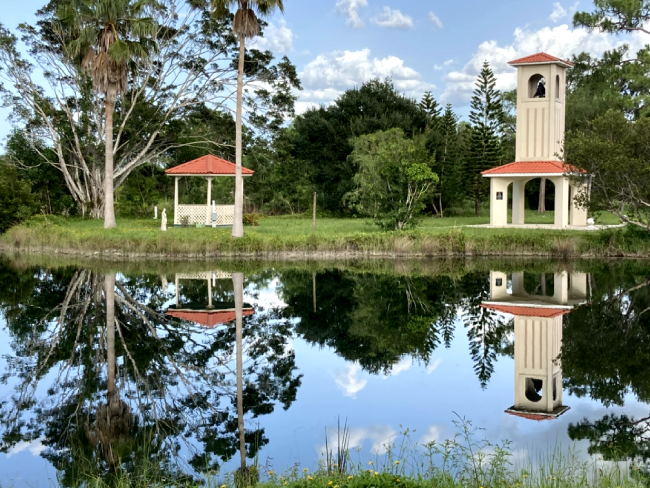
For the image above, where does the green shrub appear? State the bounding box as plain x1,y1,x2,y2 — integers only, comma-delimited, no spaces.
0,160,36,233
244,213,262,226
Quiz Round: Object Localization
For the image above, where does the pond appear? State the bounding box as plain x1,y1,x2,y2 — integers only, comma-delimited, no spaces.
0,256,648,486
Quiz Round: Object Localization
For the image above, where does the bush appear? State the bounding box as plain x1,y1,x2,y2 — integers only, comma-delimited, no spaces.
243,213,261,226
0,160,36,233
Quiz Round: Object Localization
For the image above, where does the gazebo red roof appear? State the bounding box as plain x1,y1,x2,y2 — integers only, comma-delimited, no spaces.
481,161,585,176
165,155,254,176
481,304,570,318
166,309,254,327
508,52,574,67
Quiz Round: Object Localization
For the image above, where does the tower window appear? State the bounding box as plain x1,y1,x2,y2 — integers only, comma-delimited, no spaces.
556,75,560,100
525,378,543,402
528,74,546,98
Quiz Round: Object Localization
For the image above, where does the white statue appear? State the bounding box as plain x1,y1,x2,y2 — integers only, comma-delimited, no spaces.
154,206,158,219
161,208,167,231
587,217,595,227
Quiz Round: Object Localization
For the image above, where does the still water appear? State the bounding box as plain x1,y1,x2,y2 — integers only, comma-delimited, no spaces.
0,257,648,486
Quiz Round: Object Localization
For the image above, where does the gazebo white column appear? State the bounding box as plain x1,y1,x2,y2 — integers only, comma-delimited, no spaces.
174,176,180,226
570,181,588,226
206,177,213,226
490,178,511,227
552,176,570,228
512,180,527,225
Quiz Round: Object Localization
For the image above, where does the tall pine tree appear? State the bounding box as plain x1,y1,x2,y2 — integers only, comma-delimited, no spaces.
465,61,505,217
429,104,463,217
420,91,442,130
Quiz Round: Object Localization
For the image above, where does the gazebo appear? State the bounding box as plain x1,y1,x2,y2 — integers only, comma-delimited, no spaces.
165,155,254,227
166,270,254,328
482,53,589,228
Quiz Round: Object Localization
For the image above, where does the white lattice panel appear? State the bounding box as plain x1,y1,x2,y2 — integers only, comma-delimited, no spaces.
177,271,233,280
176,205,208,225
175,205,235,226
214,205,235,226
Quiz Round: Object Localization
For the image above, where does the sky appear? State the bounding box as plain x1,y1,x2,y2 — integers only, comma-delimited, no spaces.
1,0,648,143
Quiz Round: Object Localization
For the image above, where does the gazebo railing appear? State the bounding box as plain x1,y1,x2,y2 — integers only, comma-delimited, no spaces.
175,204,235,226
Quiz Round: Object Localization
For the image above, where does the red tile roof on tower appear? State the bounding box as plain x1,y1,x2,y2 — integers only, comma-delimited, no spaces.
481,161,585,176
481,304,570,318
509,52,574,67
165,154,254,176
166,309,254,327
505,411,556,421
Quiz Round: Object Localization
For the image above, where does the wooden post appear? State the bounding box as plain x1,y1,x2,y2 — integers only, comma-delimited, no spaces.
312,192,317,235
312,272,316,313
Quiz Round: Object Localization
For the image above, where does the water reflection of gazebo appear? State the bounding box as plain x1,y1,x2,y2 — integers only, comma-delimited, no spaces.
166,271,254,327
482,271,589,421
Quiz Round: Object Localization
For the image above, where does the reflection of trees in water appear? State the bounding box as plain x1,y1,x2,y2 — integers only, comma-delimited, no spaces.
0,263,301,484
563,264,650,474
278,269,509,386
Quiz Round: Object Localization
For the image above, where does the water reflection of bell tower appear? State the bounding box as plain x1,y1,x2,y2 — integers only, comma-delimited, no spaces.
483,271,588,420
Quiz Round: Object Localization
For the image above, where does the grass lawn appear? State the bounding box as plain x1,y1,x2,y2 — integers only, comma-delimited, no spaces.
2,211,642,259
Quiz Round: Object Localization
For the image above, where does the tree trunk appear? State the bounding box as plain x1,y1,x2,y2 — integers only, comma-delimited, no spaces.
105,273,116,401
475,190,480,218
538,177,546,213
233,272,246,470
104,100,117,229
232,36,245,238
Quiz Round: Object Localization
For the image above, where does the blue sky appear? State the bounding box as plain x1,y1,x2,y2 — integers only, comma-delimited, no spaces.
1,0,647,143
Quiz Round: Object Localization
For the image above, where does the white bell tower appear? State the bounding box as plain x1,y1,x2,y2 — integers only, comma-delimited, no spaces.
510,53,572,162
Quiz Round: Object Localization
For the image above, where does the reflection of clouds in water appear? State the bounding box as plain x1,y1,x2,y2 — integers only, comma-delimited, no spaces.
318,424,397,456
336,363,367,398
420,424,443,444
485,398,650,465
383,357,413,379
426,358,442,375
7,438,45,458
246,278,287,310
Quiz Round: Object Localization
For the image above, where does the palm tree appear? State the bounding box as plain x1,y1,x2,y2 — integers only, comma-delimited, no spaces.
56,0,158,229
211,0,285,238
232,272,247,471
90,273,133,471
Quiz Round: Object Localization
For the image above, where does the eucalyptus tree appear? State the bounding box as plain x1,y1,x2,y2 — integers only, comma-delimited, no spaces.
210,0,285,238
0,0,299,219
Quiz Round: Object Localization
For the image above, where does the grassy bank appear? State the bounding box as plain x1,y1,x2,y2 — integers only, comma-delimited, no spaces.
47,419,646,488
1,213,647,259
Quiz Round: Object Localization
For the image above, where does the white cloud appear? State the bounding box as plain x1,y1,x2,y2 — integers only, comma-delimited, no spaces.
382,357,412,379
420,425,442,444
371,7,414,30
429,11,443,30
335,362,367,398
253,19,294,53
8,438,46,457
298,48,435,109
549,2,567,22
426,358,442,374
318,424,397,455
550,2,580,22
434,59,454,70
336,0,368,29
441,23,644,105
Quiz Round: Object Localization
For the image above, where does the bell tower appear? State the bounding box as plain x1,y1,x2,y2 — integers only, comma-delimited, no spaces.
509,53,573,162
